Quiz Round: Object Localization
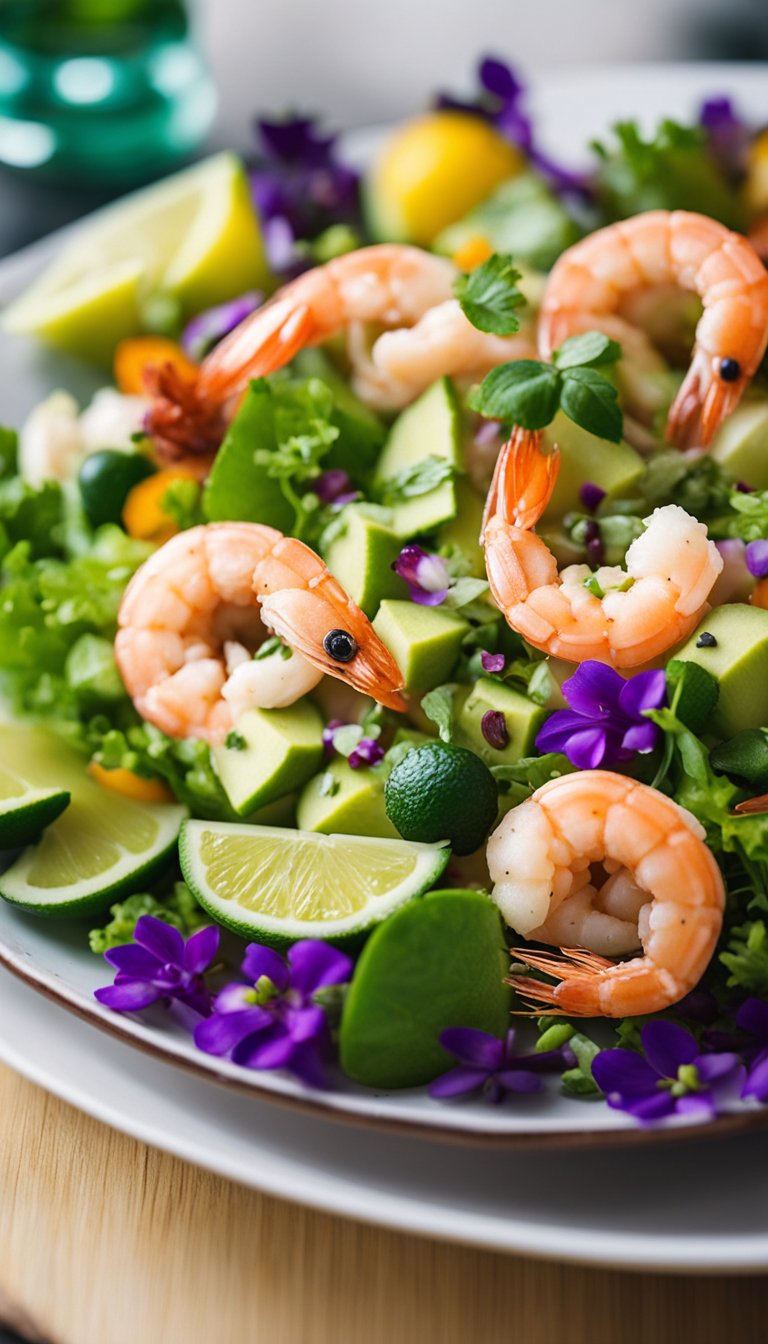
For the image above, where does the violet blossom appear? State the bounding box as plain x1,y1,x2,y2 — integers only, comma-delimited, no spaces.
579,481,606,514
194,940,352,1087
699,96,750,180
429,1026,575,1105
347,737,385,769
734,999,768,1103
535,661,666,771
181,292,262,361
311,468,359,508
592,1020,745,1125
392,544,450,606
480,650,506,674
95,915,219,1018
746,540,768,580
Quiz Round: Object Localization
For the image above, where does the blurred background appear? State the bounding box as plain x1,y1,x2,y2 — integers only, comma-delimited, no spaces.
0,0,767,258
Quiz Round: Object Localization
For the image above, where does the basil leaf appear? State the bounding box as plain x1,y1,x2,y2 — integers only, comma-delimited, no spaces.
454,253,525,335
553,331,621,370
559,367,623,443
469,360,561,430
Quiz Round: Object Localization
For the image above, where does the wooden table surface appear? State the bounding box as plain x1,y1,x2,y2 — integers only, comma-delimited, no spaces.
0,1062,765,1344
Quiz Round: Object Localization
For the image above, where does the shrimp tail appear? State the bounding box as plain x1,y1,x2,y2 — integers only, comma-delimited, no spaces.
143,362,227,463
667,348,746,449
481,427,559,538
196,299,318,404
508,946,614,1017
734,793,768,815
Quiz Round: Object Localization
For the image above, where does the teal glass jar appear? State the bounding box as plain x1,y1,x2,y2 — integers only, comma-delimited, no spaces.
0,0,215,186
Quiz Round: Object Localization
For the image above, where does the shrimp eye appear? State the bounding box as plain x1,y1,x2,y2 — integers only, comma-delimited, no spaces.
719,357,741,383
323,629,358,663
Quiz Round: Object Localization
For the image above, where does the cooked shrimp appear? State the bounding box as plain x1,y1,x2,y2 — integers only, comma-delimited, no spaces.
486,771,725,1017
539,209,768,447
115,523,407,743
481,427,722,667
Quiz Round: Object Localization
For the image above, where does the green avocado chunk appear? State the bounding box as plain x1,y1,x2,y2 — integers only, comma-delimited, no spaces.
711,401,768,490
212,702,324,815
339,888,511,1088
373,599,468,693
438,479,487,577
323,506,403,617
297,757,399,839
673,604,768,739
374,377,462,538
455,677,548,765
542,411,644,523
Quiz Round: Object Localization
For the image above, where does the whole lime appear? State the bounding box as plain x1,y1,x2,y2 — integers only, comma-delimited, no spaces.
79,449,155,528
384,740,498,855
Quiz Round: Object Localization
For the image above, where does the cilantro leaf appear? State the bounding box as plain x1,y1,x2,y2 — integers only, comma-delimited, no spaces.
454,253,525,335
376,454,457,506
721,920,768,996
420,685,457,743
469,360,561,430
665,659,719,736
558,366,623,443
552,332,621,370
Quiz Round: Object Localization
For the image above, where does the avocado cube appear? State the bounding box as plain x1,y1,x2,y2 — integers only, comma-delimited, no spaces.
374,377,463,538
373,599,468,693
438,480,487,577
212,702,324,815
455,677,547,765
297,758,399,838
673,605,768,739
542,411,644,523
324,506,403,617
712,401,768,489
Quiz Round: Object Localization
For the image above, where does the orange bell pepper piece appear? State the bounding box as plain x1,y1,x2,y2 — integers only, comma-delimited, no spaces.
114,337,197,397
88,761,173,804
122,465,201,544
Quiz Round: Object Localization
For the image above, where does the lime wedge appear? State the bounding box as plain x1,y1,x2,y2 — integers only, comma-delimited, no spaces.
180,820,450,943
4,153,271,363
0,725,186,917
0,751,70,849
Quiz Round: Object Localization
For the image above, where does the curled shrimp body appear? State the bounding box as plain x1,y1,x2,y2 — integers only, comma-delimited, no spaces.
145,246,532,455
487,771,725,1017
115,523,406,744
539,209,768,448
481,428,722,667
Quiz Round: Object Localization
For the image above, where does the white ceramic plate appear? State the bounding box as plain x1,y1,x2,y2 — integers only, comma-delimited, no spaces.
2,63,768,1151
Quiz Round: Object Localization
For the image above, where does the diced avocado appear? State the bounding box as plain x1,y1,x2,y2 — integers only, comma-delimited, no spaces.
203,382,294,530
454,677,547,765
433,172,580,272
673,604,768,739
323,506,403,618
711,401,768,490
212,702,324,815
438,479,486,578
542,411,644,524
297,758,399,838
291,348,384,477
374,377,462,538
373,599,467,693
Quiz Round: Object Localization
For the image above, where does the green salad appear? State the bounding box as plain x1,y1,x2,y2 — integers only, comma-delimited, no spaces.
5,58,768,1124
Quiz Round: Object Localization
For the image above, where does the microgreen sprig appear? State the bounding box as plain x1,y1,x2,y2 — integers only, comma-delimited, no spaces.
454,253,526,335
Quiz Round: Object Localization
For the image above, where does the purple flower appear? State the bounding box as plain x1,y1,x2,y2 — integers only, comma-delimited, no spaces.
95,916,219,1018
181,292,262,361
746,540,768,579
735,999,768,1102
429,1026,575,1105
248,113,359,275
348,737,385,769
583,518,604,566
592,1020,745,1125
322,717,344,759
392,544,450,606
699,96,750,178
579,481,606,514
480,650,505,674
535,661,666,770
194,940,352,1088
311,468,358,507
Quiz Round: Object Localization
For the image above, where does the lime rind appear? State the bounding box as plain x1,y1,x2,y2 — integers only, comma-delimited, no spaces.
0,789,71,850
179,820,450,944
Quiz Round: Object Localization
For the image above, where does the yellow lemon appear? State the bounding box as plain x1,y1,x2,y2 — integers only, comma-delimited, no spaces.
747,129,768,212
366,112,524,246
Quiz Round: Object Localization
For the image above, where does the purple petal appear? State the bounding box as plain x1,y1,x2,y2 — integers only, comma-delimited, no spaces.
194,1006,270,1056
742,1051,768,1102
263,216,298,273
283,1003,327,1044
104,944,162,977
617,1091,677,1123
288,1040,331,1089
94,981,162,1012
133,916,184,967
562,726,611,770
406,583,449,607
241,943,290,992
479,56,524,103
213,983,257,1014
591,1048,659,1097
288,940,353,995
736,997,768,1041
534,710,593,753
348,738,386,769
620,721,659,755
746,540,768,579
183,924,220,975
695,1052,744,1087
495,1069,544,1093
480,650,506,674
312,469,353,504
641,1020,698,1077
579,481,606,513
181,292,262,361
673,1093,715,1122
233,1022,297,1071
439,1026,504,1070
429,1066,490,1098
392,545,449,600
618,669,667,718
561,661,624,717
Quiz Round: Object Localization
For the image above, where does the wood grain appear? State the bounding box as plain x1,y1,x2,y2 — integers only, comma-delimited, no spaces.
0,1063,765,1344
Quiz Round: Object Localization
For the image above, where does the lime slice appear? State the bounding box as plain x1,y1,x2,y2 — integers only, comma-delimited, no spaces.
0,725,186,917
3,153,271,363
0,751,70,849
180,820,450,943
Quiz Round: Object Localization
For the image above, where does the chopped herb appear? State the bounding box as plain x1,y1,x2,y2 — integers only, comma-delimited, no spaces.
255,636,293,661
225,731,247,751
376,454,457,506
454,252,525,335
552,331,621,371
318,771,341,798
420,684,457,743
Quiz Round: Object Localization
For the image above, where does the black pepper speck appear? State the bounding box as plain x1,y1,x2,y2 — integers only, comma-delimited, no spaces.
696,632,718,648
